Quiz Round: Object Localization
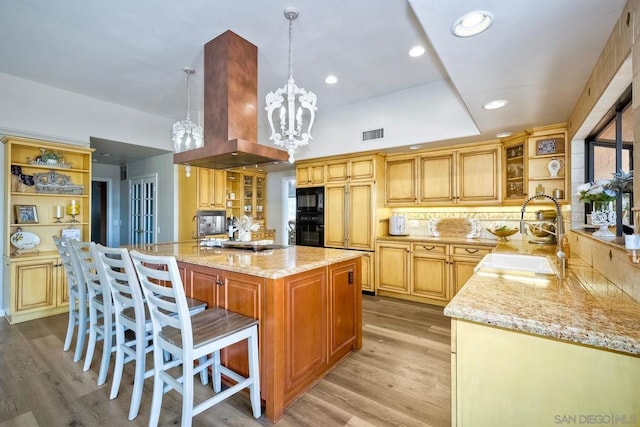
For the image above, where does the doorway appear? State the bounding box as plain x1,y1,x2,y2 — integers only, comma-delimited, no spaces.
129,174,157,245
91,180,108,245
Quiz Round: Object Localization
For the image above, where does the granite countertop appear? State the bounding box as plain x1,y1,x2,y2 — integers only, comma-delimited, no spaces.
128,242,363,279
444,240,640,356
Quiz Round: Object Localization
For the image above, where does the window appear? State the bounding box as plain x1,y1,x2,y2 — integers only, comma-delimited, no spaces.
585,86,634,234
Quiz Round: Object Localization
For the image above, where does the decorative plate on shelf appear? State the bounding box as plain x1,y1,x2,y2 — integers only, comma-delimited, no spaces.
10,230,41,250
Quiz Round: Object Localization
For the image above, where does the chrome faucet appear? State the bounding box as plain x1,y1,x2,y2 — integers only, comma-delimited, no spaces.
520,194,565,272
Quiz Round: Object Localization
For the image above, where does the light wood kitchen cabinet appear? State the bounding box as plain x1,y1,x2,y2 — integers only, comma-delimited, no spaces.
3,136,92,323
325,182,375,250
411,243,449,302
296,162,325,187
385,156,417,205
452,319,640,426
376,239,493,305
326,155,377,183
225,170,266,221
450,244,492,295
197,167,226,210
4,254,68,323
360,252,374,293
501,134,528,204
385,143,501,206
376,241,410,294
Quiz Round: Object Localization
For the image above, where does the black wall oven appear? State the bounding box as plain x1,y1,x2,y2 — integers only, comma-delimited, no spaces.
295,186,324,247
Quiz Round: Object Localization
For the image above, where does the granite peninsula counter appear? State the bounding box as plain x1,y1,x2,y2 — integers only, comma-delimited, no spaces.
130,242,363,422
443,238,640,425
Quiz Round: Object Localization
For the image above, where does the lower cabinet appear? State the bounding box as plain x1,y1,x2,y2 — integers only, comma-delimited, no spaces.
176,257,361,421
3,254,68,324
452,319,640,425
376,240,492,306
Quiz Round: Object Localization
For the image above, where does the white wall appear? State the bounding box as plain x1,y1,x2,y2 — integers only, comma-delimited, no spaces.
0,72,173,148
266,170,296,246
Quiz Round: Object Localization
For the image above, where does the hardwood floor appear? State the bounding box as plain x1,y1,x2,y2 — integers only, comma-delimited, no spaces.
0,296,451,426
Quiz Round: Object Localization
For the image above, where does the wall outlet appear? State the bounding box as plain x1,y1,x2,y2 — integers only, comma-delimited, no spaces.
409,220,419,228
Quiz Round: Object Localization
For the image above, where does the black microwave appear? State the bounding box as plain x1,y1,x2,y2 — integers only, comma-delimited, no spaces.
296,186,324,214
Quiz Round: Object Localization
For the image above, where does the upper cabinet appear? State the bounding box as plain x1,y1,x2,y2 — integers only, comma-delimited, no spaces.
385,143,501,206
296,162,325,187
499,124,569,206
526,125,569,204
226,170,266,221
326,156,377,183
197,168,226,210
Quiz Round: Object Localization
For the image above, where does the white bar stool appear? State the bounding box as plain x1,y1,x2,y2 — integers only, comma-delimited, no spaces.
69,239,115,386
52,236,89,363
129,250,261,427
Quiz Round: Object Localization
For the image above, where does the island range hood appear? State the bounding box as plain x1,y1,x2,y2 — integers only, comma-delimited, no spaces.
173,30,289,169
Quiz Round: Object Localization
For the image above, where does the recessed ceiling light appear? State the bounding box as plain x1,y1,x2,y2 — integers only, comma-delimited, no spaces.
483,99,508,110
325,75,338,84
409,145,422,150
496,131,513,138
409,46,425,57
452,11,494,37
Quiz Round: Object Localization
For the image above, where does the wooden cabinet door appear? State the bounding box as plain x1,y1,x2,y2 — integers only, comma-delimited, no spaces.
197,168,227,210
13,259,56,313
219,271,264,378
325,185,347,248
360,252,374,292
350,157,376,181
296,163,325,186
326,160,349,183
376,242,409,294
411,244,449,302
55,258,69,306
385,157,417,205
451,257,480,295
457,147,500,204
419,153,455,204
347,183,374,250
180,262,222,308
283,268,328,395
328,260,358,364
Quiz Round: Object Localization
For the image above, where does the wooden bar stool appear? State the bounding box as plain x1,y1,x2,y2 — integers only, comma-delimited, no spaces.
69,240,115,386
91,243,207,420
52,236,89,363
129,250,261,427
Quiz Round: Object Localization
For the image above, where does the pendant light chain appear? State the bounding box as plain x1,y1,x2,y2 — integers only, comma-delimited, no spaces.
288,16,294,80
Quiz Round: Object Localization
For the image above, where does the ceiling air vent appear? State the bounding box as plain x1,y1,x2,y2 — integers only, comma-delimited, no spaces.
362,128,384,142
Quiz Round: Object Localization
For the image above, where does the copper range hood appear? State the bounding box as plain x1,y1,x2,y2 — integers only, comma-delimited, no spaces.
173,31,289,169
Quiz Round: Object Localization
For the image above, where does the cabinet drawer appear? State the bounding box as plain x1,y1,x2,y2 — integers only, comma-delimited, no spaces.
450,245,492,258
411,242,447,255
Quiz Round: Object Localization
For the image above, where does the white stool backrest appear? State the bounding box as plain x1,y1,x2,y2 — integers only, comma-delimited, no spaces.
70,240,109,305
92,244,145,325
53,236,84,297
129,250,193,351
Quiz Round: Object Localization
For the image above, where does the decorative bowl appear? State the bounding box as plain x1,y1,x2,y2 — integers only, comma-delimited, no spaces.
486,227,519,241
528,222,555,237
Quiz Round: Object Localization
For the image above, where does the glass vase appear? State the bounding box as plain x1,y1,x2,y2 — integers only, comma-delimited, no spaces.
591,201,615,237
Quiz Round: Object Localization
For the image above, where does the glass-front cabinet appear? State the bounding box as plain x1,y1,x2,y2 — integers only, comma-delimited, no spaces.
502,135,527,203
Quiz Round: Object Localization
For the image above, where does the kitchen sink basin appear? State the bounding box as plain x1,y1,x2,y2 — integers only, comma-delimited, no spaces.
475,253,556,275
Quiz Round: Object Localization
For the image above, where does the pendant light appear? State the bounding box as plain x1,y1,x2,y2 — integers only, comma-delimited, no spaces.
172,67,203,153
265,8,317,164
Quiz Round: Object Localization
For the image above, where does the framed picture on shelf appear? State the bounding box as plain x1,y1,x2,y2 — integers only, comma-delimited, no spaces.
60,228,81,241
15,205,39,224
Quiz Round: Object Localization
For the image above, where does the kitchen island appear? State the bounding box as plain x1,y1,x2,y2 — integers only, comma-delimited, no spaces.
130,242,363,422
445,239,640,426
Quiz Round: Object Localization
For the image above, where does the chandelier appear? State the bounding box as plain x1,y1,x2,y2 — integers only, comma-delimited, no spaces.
172,67,203,153
265,8,317,164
